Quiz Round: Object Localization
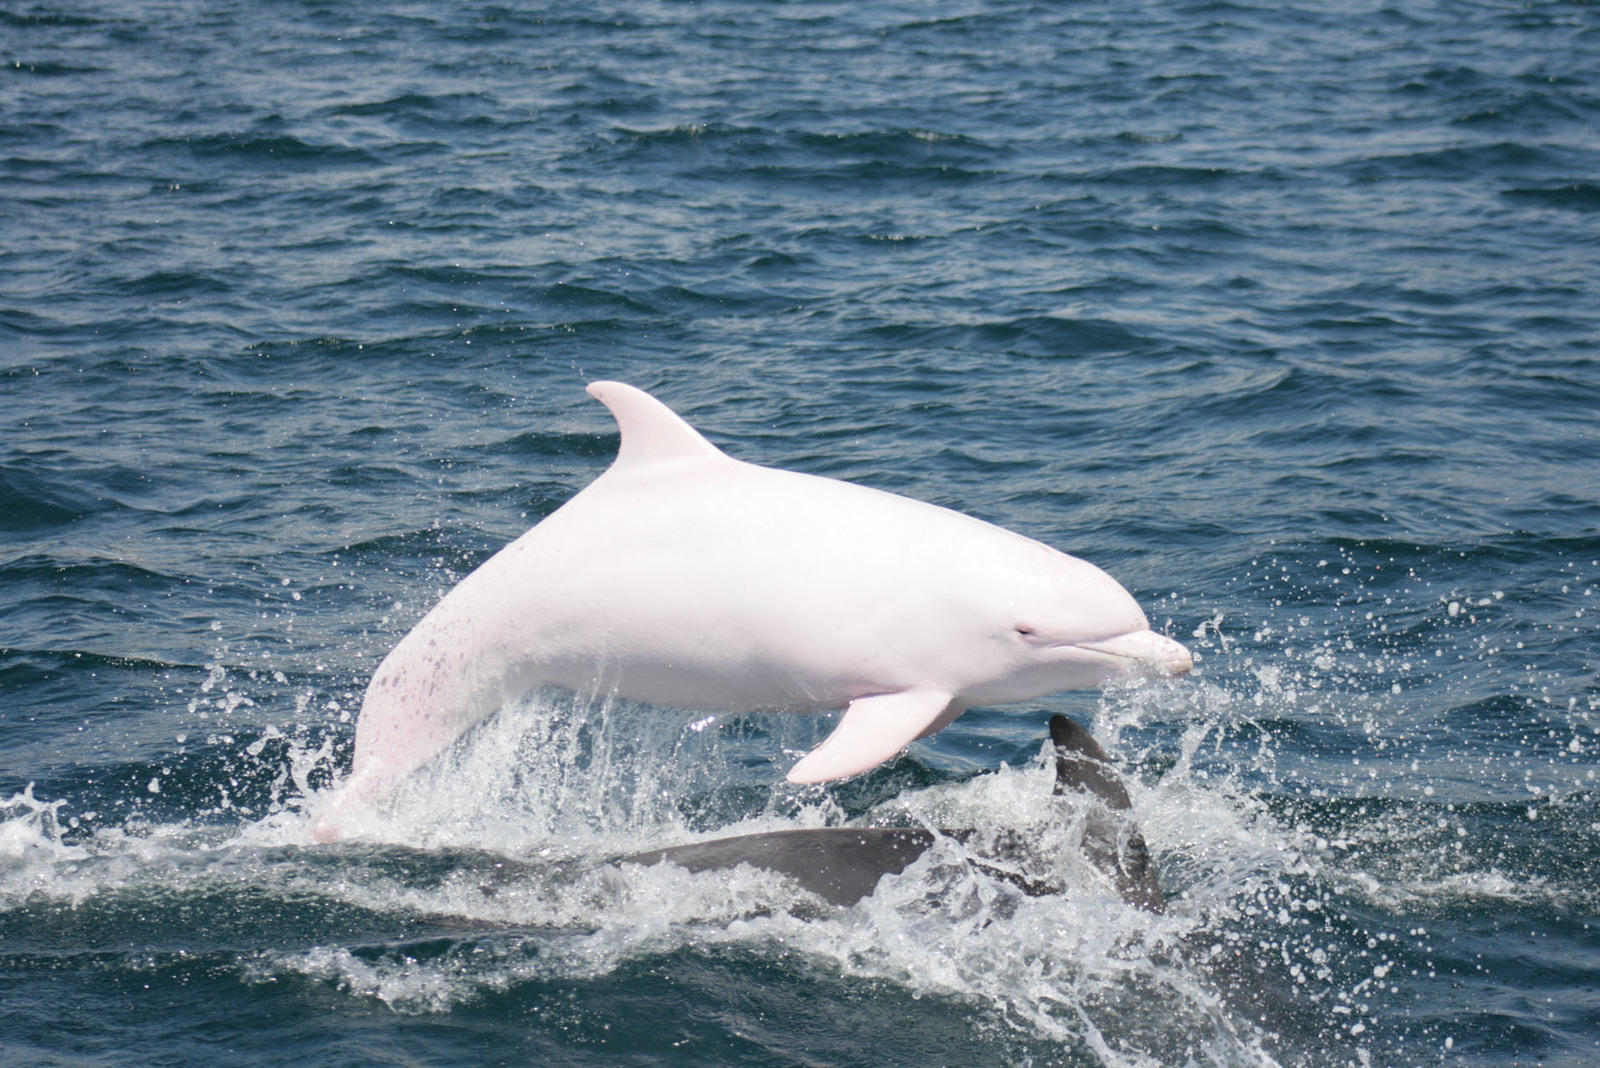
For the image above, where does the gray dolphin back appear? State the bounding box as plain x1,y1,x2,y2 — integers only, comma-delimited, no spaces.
624,827,936,907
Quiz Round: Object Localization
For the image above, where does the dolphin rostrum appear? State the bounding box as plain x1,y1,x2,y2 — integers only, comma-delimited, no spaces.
317,383,1190,836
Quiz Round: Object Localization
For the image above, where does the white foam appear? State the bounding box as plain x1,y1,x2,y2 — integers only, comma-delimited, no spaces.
220,690,1301,1064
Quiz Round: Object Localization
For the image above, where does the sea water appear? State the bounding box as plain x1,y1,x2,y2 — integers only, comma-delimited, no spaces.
2,2,1597,1065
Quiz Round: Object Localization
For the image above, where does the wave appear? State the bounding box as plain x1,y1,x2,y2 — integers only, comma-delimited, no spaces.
1503,183,1600,213
0,464,121,530
867,315,1150,359
140,132,382,172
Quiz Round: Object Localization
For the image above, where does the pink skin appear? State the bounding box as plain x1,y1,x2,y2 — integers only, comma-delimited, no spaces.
313,383,1190,840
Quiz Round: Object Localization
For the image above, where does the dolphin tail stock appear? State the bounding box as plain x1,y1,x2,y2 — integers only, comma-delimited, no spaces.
308,766,386,844
1048,714,1164,913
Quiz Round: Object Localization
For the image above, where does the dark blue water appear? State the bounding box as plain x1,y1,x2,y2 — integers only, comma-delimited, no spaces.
4,1,1598,1065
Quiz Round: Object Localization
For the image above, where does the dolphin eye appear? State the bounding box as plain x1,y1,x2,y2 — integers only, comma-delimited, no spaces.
1014,624,1037,638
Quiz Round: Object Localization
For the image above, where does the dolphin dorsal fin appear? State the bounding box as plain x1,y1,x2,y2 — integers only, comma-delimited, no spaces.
1048,714,1133,810
586,381,728,468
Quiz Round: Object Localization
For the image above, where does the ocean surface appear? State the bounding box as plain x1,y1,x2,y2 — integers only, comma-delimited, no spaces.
3,1,1598,1065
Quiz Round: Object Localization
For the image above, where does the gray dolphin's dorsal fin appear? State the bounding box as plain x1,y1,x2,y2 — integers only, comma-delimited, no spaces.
586,381,728,468
1048,714,1132,809
1048,714,1164,913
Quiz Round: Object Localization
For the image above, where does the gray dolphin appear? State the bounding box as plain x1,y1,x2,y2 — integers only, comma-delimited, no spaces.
622,715,1164,912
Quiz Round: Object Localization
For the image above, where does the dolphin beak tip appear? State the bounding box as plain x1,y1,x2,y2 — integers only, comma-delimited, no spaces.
1148,635,1194,678
1080,631,1194,679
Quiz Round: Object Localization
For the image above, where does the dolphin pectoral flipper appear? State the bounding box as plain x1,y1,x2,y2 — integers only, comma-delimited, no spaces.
784,690,954,784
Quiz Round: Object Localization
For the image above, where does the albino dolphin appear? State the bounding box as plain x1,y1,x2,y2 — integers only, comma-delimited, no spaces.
317,382,1190,836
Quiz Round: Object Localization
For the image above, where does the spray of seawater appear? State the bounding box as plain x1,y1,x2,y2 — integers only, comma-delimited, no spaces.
0,784,83,890
219,677,1325,1067
0,657,1361,1067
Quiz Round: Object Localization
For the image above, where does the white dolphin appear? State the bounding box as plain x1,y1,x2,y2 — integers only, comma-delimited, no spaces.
316,382,1189,837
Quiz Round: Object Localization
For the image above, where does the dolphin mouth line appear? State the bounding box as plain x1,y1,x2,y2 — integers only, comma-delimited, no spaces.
1072,634,1156,658
1072,631,1194,677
